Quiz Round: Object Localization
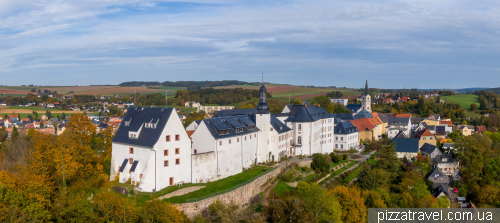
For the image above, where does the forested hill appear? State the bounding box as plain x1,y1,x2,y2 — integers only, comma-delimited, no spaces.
119,80,255,89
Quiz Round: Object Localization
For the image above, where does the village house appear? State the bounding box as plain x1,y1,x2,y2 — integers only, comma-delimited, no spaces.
419,143,442,162
386,117,411,138
392,138,419,159
434,154,460,177
184,101,201,108
334,120,359,151
427,167,450,194
414,129,437,148
458,125,472,136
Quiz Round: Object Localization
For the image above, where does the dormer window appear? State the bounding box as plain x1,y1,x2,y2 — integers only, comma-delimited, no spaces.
442,158,447,162
130,133,137,139
124,121,130,126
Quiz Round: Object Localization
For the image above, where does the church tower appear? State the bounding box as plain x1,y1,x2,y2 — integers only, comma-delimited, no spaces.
255,77,271,163
361,79,371,112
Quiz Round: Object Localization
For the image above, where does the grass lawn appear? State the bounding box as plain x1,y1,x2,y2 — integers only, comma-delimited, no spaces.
272,180,293,196
305,174,317,181
0,94,26,97
366,159,378,166
443,94,479,109
163,166,270,204
464,111,481,119
150,86,187,91
319,161,357,185
343,164,363,184
0,113,32,118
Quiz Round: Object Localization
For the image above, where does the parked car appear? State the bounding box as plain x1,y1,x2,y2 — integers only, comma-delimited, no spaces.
454,188,458,193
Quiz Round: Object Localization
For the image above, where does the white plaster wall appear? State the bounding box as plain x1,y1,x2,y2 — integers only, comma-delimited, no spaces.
334,132,357,150
191,122,216,154
255,114,270,163
216,136,243,179
110,143,155,190
152,110,192,191
192,152,218,183
240,134,258,169
186,121,199,131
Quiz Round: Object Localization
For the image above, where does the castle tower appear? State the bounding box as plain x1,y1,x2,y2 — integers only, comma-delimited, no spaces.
361,79,371,112
257,82,269,112
255,78,271,162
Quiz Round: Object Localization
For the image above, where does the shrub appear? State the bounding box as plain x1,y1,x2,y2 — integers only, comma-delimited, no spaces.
320,172,327,178
314,168,321,174
331,154,340,163
251,194,264,205
311,153,330,172
301,167,308,172
282,172,294,182
342,154,347,160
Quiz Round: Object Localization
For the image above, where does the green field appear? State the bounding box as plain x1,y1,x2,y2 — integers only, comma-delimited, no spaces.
149,86,187,91
443,94,479,109
6,106,67,111
272,180,294,196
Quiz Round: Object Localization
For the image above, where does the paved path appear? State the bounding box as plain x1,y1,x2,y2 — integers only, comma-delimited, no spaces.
321,151,375,188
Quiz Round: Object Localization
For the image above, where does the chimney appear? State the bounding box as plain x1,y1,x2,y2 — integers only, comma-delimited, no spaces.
317,104,320,108
305,105,307,108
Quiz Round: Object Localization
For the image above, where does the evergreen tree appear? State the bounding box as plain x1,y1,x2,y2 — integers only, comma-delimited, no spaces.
356,163,378,190
311,153,330,172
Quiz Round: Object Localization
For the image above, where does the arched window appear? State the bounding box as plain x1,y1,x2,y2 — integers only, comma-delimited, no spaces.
298,136,302,144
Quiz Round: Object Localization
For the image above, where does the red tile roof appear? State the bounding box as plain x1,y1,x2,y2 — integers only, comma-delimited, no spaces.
186,130,195,139
350,118,375,132
394,114,411,118
476,126,487,132
415,129,434,138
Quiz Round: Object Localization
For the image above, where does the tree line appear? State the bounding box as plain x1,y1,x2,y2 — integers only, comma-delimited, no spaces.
119,80,255,90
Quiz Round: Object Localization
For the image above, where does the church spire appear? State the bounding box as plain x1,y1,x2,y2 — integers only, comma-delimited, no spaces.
365,78,369,96
257,76,269,112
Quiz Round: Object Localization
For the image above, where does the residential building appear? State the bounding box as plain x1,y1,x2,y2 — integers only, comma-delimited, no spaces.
197,105,234,114
434,154,460,176
475,126,487,133
185,101,201,108
330,98,348,106
386,117,411,138
442,143,456,152
349,118,375,142
458,125,472,136
186,120,202,131
415,129,437,148
334,121,359,151
427,167,449,194
392,138,419,159
419,143,442,162
428,114,441,120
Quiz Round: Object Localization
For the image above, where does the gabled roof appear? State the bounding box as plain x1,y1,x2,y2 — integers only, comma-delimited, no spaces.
202,115,260,139
388,117,410,125
427,167,447,179
392,138,419,153
394,131,408,138
439,120,453,126
432,184,449,198
284,105,334,123
112,107,174,148
354,110,373,119
377,113,389,123
334,121,358,135
186,130,195,139
332,113,355,121
420,143,438,154
435,154,455,163
415,129,434,139
349,118,375,132
394,114,411,118
270,115,292,134
345,104,362,113
410,117,422,124
476,126,487,132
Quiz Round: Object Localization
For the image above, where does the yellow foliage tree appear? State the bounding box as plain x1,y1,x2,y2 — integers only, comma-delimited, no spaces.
330,186,367,223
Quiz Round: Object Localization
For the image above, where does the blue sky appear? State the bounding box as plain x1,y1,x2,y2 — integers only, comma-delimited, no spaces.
1,0,500,88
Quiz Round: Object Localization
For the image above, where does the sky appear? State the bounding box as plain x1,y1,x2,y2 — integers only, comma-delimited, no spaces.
1,0,500,89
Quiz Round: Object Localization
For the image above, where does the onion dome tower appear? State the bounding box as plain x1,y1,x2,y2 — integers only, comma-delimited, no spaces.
257,76,269,112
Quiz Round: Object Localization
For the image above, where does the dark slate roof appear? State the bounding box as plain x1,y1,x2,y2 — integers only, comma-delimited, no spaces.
284,105,334,123
130,160,139,172
432,184,449,198
411,117,422,124
334,121,358,135
378,113,389,123
427,167,447,179
354,110,373,119
216,108,258,117
202,115,260,139
346,104,362,113
436,126,446,133
388,117,410,125
394,131,408,138
435,154,454,163
392,138,419,153
194,120,202,125
270,115,292,134
420,143,438,154
332,113,355,121
119,159,128,172
112,107,174,148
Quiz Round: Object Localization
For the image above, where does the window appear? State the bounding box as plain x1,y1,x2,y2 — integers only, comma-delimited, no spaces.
237,138,239,142
194,149,197,154
169,177,174,186
254,134,256,137
130,134,136,138
341,137,343,141
250,135,252,139
270,127,273,131
341,145,343,149
139,174,142,178
336,137,338,140
298,136,302,144
219,141,222,145
430,137,433,140
175,134,180,141
245,136,247,140
166,135,170,142
175,148,179,154
129,158,133,164
129,147,134,154
176,158,180,165
164,150,168,156
229,139,231,144
423,137,426,140
298,124,301,130
164,160,169,166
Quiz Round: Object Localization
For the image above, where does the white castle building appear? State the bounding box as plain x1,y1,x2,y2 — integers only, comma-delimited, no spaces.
110,81,341,192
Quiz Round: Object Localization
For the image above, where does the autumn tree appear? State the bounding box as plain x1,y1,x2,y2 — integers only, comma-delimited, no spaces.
295,182,342,222
330,186,367,223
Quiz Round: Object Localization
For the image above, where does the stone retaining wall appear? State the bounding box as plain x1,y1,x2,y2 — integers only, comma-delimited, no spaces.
295,159,312,168
158,186,206,200
176,159,311,219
